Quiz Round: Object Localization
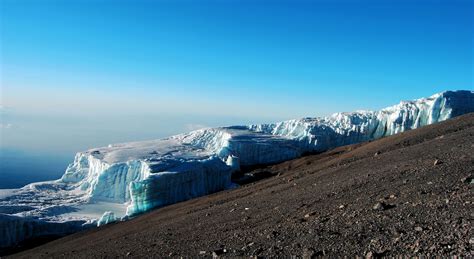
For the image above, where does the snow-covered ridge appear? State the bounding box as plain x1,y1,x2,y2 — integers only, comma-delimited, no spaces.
1,90,473,248
247,91,458,151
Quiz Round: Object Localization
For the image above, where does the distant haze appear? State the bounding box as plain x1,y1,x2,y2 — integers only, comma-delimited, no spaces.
0,0,472,186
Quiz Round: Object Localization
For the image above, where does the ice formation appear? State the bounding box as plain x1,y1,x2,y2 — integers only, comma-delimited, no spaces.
1,90,473,248
97,211,116,227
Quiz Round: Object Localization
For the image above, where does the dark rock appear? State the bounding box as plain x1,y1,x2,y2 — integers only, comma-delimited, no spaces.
373,202,387,211
251,247,263,256
212,248,226,258
461,176,473,184
302,248,315,259
434,159,442,165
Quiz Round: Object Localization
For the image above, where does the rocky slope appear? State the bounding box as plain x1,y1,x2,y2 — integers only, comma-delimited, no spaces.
10,112,474,258
2,91,473,250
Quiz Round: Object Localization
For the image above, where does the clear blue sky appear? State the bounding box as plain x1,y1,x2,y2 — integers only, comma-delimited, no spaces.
1,0,473,156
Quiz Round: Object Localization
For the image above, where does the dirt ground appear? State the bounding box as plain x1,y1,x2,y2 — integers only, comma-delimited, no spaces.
10,113,474,258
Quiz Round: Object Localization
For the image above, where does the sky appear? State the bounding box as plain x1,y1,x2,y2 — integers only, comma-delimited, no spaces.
0,0,473,184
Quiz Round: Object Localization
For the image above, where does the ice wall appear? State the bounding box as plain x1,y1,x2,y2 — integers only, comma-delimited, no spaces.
97,211,116,227
249,91,473,152
122,91,474,216
126,157,232,216
0,214,93,249
61,154,150,203
1,90,473,249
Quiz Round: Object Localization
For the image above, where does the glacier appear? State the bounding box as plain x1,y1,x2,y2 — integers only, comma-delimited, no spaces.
1,90,473,249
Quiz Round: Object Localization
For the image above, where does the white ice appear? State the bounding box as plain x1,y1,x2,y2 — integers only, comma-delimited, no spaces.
0,189,17,200
1,90,473,248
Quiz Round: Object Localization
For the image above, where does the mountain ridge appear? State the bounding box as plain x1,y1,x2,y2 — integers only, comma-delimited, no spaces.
1,90,473,250
10,111,474,257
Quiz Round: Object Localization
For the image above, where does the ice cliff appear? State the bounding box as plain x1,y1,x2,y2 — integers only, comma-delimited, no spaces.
1,90,473,248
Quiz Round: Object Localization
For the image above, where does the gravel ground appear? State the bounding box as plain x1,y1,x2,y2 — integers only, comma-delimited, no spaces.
10,113,474,258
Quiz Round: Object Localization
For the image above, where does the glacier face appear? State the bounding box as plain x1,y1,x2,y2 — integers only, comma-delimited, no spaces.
247,90,463,152
1,90,473,248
